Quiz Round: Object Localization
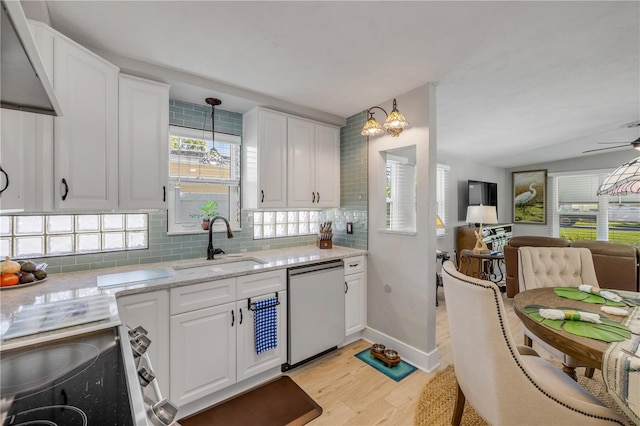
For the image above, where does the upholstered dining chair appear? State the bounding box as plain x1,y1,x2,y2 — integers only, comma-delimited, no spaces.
518,246,598,379
441,261,628,426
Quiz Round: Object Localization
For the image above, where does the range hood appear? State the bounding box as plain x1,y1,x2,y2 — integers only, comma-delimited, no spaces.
1,0,61,116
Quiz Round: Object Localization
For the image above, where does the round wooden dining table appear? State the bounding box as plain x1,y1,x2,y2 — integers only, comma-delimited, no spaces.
513,287,626,372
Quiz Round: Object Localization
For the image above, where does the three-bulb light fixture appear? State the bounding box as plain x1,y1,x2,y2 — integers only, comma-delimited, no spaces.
360,98,409,138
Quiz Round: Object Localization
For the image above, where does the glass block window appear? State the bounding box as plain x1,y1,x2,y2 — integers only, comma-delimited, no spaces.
253,211,319,240
0,214,148,259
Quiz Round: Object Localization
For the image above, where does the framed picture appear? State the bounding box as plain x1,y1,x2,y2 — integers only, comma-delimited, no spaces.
513,169,547,224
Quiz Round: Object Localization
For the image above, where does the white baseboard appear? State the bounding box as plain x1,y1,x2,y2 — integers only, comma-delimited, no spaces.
362,326,440,373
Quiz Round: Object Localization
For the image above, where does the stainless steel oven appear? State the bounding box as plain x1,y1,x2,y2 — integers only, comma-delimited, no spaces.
0,325,178,426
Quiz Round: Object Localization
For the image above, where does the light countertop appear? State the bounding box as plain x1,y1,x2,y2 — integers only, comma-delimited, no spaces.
0,245,366,351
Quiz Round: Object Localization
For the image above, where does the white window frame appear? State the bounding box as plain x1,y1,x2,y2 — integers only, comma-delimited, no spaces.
167,126,241,235
436,164,450,237
548,169,640,243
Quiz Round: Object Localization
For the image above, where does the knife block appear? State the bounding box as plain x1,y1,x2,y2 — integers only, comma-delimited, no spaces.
317,238,332,249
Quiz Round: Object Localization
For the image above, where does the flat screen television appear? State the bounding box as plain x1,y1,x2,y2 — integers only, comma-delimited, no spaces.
468,179,498,212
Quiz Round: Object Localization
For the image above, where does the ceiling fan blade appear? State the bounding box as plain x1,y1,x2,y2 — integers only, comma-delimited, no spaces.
582,145,627,153
596,142,631,144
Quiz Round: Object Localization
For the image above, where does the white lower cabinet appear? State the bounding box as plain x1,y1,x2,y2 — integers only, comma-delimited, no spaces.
169,271,287,407
236,290,287,382
344,256,367,336
116,290,170,398
170,302,237,406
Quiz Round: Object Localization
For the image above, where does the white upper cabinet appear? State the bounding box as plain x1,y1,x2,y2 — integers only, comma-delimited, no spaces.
287,118,316,207
288,118,340,208
32,23,120,210
118,75,169,209
0,109,53,212
313,123,340,208
244,108,340,209
243,108,288,209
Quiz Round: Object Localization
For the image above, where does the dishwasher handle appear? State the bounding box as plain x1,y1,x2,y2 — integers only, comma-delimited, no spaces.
288,260,344,277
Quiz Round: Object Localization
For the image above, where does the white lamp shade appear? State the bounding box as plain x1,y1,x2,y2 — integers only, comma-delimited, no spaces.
466,205,498,224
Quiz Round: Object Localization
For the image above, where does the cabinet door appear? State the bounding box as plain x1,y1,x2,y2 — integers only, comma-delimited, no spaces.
118,75,169,209
345,272,366,336
52,34,119,210
170,303,236,406
1,110,34,212
0,109,53,213
236,290,287,382
258,109,287,208
314,124,340,208
117,290,170,397
287,117,316,208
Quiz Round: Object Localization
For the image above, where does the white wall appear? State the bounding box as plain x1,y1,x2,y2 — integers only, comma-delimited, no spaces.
507,149,635,237
366,83,438,371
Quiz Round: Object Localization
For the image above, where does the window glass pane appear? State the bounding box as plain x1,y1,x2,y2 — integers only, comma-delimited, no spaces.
103,233,125,250
0,216,11,236
288,211,298,222
47,235,74,255
77,215,100,232
276,223,286,237
263,212,275,225
172,183,230,223
126,231,147,249
103,214,124,231
263,224,275,238
77,234,100,252
15,236,44,256
253,225,263,239
47,215,73,234
15,216,44,235
299,222,309,235
170,133,240,181
126,214,147,230
607,197,640,244
288,223,298,236
254,211,263,224
0,238,11,258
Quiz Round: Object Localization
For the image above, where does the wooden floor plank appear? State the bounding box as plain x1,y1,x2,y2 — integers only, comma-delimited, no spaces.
289,287,540,425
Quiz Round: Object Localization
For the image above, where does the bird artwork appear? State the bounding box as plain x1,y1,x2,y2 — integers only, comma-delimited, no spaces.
515,183,538,206
513,170,546,223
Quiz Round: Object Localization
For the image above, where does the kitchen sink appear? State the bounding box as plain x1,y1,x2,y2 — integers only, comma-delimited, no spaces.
173,258,265,273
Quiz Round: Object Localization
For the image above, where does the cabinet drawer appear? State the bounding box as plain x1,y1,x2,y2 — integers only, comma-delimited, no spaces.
236,270,286,299
170,278,236,315
344,256,365,276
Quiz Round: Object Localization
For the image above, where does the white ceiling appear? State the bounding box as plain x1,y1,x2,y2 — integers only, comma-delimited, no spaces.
35,1,640,168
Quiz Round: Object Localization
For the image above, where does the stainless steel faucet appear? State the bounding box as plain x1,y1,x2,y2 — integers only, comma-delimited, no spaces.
207,216,234,260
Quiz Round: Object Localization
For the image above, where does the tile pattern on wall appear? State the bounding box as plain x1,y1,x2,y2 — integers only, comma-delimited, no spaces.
332,111,368,250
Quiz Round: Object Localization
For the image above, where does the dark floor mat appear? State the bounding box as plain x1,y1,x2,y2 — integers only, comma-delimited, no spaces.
179,376,322,426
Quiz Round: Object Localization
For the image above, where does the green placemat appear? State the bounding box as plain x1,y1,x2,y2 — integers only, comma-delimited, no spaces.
524,304,631,342
355,348,417,382
554,287,640,307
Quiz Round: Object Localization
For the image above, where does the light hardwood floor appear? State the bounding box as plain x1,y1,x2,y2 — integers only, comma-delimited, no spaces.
288,286,548,426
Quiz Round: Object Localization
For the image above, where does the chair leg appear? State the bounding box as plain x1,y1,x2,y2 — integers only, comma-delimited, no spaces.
585,367,595,378
562,364,578,381
524,334,533,347
452,383,465,426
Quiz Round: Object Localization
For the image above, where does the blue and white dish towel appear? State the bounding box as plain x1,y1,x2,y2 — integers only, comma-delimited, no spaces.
254,297,278,354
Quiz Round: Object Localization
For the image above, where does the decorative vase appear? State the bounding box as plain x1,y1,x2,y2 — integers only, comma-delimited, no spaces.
201,220,210,231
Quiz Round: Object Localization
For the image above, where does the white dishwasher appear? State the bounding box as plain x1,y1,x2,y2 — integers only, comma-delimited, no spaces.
284,259,345,370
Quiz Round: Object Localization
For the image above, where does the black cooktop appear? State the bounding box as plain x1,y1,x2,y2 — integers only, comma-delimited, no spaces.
1,328,134,426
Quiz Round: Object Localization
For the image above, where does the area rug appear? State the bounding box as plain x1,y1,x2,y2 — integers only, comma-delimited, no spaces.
179,376,322,426
355,348,417,382
413,364,629,426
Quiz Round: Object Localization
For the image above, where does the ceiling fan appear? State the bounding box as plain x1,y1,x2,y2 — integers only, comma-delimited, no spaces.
582,136,640,154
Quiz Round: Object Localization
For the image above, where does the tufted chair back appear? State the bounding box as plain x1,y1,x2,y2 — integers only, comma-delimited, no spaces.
517,246,599,379
441,261,628,425
518,246,598,292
